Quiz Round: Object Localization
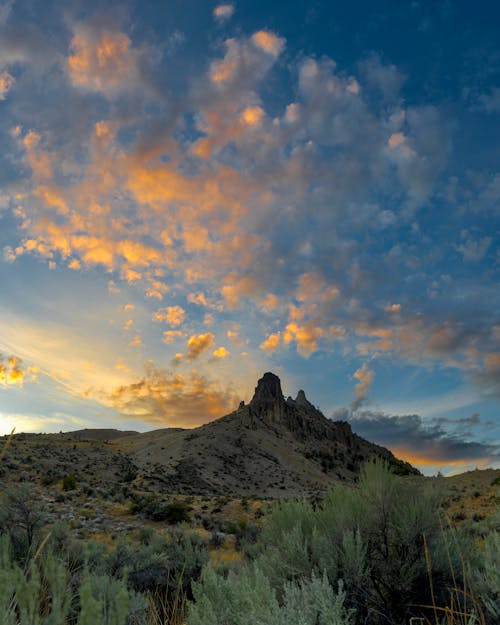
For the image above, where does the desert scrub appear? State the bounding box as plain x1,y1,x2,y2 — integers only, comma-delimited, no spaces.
0,523,205,624
189,564,353,625
0,534,137,625
187,460,499,625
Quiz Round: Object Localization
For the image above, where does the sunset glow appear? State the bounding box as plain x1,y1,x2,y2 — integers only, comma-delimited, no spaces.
0,0,498,475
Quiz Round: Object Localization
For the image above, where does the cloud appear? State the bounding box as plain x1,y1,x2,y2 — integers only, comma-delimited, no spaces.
186,333,215,360
212,346,230,358
260,332,281,354
105,366,238,427
0,0,14,25
0,354,36,387
66,27,145,96
475,352,500,396
153,305,186,326
1,17,494,405
251,30,285,57
209,29,284,86
213,4,235,22
456,234,492,262
283,321,326,357
352,363,373,409
0,69,14,99
344,409,500,470
477,87,500,113
162,330,184,344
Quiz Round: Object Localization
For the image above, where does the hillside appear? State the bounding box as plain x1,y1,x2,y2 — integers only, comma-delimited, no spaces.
1,371,418,499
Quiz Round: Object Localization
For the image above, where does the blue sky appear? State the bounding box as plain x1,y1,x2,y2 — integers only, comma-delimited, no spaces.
0,0,499,475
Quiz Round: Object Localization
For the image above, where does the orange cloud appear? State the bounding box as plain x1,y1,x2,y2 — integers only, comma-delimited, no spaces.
106,366,238,427
240,105,264,126
296,272,340,303
213,4,235,21
162,330,184,344
353,363,373,405
388,132,406,148
251,30,285,57
212,346,230,359
186,333,215,360
188,292,209,307
0,70,14,99
67,29,140,94
283,321,325,357
260,332,281,354
390,449,492,469
356,325,393,353
0,354,38,387
153,305,186,326
261,293,281,312
385,303,401,312
227,329,244,347
221,275,258,308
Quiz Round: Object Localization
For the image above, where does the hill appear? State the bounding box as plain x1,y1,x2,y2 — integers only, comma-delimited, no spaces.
0,371,417,499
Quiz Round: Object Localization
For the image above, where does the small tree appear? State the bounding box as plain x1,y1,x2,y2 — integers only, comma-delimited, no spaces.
0,484,45,561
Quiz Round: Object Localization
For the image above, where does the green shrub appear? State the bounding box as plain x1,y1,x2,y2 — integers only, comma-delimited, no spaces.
0,484,45,562
187,460,482,625
62,474,77,491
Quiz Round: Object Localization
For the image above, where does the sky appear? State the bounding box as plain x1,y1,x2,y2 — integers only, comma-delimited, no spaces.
0,0,499,476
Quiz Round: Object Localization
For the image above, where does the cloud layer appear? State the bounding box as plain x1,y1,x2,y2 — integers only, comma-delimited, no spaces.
0,2,498,469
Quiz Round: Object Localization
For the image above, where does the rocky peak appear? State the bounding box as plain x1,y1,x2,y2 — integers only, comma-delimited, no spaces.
250,372,284,407
295,389,312,408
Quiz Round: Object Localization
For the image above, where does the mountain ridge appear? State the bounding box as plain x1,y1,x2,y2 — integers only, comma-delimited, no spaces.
1,372,419,498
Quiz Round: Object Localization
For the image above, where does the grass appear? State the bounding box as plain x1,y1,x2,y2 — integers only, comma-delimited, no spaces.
419,523,487,625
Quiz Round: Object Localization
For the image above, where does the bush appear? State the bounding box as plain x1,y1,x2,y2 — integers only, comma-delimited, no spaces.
0,484,45,562
189,564,353,625
62,474,77,491
187,460,487,625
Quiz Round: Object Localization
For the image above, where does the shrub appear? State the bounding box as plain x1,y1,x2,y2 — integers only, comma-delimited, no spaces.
187,460,477,625
0,484,45,562
62,474,77,491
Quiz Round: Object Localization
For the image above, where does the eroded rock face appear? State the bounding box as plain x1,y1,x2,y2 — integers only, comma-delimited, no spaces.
249,372,286,423
250,372,284,406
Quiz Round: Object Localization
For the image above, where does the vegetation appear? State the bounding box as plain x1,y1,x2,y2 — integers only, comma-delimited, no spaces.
0,432,498,625
188,460,500,625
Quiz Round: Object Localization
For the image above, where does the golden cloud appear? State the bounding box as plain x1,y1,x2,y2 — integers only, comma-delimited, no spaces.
0,354,38,387
186,333,215,360
212,346,230,359
153,305,186,326
162,330,184,344
67,29,140,94
260,332,281,354
106,366,239,427
240,105,264,126
283,321,325,357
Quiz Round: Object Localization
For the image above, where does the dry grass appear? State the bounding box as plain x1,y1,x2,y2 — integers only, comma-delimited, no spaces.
418,525,486,625
0,427,15,464
145,567,187,625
